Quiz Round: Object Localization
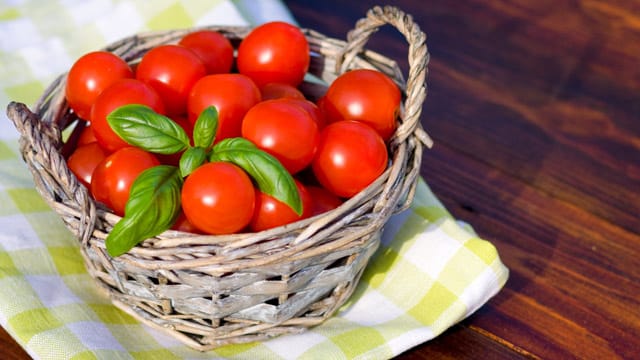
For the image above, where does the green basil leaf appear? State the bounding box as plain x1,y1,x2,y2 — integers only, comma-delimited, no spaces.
106,165,183,257
107,104,190,154
210,138,302,215
193,106,218,149
179,146,207,178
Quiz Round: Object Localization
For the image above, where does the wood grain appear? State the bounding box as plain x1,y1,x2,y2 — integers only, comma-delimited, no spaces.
0,327,29,360
2,1,639,359
284,0,639,359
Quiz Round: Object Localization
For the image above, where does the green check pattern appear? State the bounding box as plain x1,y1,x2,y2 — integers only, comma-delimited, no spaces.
0,1,508,359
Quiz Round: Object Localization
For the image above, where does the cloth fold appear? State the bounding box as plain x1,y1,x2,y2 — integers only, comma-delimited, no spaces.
0,1,508,359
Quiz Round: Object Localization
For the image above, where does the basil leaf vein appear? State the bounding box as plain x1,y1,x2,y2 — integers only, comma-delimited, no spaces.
107,104,190,154
193,106,218,149
210,138,302,215
105,165,182,257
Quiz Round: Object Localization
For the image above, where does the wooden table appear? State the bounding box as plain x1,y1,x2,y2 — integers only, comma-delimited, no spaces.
2,1,638,358
284,1,640,358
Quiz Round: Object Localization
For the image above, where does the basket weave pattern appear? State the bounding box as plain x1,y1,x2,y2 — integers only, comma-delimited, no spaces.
7,6,430,350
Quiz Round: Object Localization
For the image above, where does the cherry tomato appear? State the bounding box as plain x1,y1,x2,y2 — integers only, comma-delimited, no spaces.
136,44,206,115
67,142,108,188
77,125,98,146
312,120,388,198
181,162,256,234
179,30,234,74
90,79,165,153
187,74,261,141
171,211,203,234
65,51,133,120
320,69,401,141
250,180,312,232
90,147,160,216
237,21,309,87
241,99,319,174
286,98,326,130
260,82,305,101
306,185,343,216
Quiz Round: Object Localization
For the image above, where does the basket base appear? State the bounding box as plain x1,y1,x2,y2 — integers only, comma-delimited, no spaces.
84,234,379,351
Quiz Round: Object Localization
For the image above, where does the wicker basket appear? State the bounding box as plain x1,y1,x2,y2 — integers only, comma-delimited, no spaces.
6,5,431,351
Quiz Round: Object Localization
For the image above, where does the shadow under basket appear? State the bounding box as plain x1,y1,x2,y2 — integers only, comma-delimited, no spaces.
6,5,432,351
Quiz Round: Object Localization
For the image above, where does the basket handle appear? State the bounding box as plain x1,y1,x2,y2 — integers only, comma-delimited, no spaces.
6,101,97,245
337,5,433,148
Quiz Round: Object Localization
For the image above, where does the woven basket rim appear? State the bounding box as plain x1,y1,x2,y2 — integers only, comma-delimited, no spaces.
6,5,431,351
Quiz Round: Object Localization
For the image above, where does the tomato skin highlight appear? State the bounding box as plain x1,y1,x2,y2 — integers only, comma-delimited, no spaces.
237,21,310,87
241,99,319,174
181,162,256,235
67,142,109,188
90,147,161,216
136,44,207,115
250,180,313,232
312,120,388,198
188,74,261,141
179,30,234,74
90,79,166,153
65,51,133,120
321,69,401,141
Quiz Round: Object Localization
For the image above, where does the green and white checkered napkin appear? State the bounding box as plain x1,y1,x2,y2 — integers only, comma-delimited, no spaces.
0,1,509,359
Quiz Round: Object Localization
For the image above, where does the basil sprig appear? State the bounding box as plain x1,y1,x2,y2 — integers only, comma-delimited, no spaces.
104,105,301,257
210,138,302,215
192,106,218,149
107,105,190,154
106,165,182,257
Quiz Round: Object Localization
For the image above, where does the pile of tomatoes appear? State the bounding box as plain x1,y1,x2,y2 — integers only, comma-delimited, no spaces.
64,21,402,241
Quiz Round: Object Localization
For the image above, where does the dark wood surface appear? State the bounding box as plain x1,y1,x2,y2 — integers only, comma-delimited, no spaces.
284,1,640,359
2,1,639,359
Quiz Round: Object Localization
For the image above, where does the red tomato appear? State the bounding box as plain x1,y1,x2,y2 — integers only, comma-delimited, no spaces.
65,51,133,120
67,142,109,188
286,98,326,130
260,83,305,101
171,211,203,234
181,162,256,234
136,44,206,115
90,79,165,153
237,21,309,87
77,125,98,146
306,185,343,216
250,180,312,232
312,120,388,198
187,74,261,141
320,69,401,141
171,114,194,141
179,30,234,74
241,99,319,174
90,147,160,216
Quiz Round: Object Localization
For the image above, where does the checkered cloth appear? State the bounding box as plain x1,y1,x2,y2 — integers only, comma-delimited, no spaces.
0,1,509,359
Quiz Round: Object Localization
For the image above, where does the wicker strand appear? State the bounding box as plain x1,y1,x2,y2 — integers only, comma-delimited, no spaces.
6,102,97,245
338,5,433,149
4,6,430,351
